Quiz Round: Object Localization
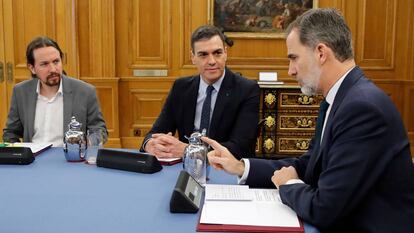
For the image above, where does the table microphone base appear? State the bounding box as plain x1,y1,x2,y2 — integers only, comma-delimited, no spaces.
97,149,162,174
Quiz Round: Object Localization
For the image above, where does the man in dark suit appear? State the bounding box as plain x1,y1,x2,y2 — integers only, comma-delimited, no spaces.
203,8,414,232
141,25,259,159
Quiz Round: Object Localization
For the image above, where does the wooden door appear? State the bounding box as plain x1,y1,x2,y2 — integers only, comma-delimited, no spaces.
0,0,7,141
0,0,78,141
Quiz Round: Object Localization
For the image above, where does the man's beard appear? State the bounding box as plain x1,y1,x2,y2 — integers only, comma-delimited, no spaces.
299,68,321,96
44,73,61,87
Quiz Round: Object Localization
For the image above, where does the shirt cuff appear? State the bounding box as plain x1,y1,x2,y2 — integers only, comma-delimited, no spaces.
141,138,151,152
237,158,250,184
285,179,304,185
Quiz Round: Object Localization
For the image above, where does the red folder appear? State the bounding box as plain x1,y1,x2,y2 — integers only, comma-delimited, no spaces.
197,221,304,233
158,157,182,166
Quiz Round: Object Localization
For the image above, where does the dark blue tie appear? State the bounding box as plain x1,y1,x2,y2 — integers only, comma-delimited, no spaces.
200,85,214,136
305,99,330,184
314,99,330,145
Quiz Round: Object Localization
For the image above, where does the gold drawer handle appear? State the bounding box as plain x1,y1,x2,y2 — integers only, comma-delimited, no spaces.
265,116,275,128
296,140,309,150
264,138,275,151
265,93,276,106
296,117,313,128
297,95,314,105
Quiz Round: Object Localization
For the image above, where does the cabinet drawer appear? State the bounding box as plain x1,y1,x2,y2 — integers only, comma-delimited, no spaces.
279,90,322,109
277,136,312,154
258,85,322,157
260,135,313,156
278,114,317,131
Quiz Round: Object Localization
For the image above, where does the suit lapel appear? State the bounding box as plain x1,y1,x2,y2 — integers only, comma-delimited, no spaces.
209,69,233,138
62,76,73,132
182,76,199,137
26,79,39,140
305,67,364,184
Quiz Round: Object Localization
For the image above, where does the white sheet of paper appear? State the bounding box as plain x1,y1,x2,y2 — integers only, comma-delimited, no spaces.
259,72,278,81
9,142,52,154
205,184,253,201
200,187,300,227
157,157,181,163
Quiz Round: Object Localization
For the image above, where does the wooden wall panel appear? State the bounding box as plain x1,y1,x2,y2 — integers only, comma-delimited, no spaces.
77,0,115,77
119,78,174,148
82,77,121,147
76,0,119,146
115,0,172,76
355,0,396,69
130,0,171,69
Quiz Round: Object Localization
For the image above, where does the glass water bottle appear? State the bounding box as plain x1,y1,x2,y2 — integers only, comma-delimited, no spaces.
183,131,208,186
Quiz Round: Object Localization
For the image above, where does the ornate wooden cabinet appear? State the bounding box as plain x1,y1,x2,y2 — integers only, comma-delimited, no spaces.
257,84,323,158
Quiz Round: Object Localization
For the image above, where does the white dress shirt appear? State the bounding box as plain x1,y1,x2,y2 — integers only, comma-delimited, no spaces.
31,80,64,147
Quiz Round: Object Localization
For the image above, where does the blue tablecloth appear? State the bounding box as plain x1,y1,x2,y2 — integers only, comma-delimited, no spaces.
0,147,235,233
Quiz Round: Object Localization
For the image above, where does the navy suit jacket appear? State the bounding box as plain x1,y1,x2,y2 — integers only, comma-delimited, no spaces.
142,68,260,159
246,67,414,232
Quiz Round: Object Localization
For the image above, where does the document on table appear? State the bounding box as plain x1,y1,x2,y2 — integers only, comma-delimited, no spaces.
6,142,52,155
200,184,300,228
205,184,253,201
156,157,182,165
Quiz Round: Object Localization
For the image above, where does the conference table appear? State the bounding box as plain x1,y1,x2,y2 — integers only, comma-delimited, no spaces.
0,147,235,233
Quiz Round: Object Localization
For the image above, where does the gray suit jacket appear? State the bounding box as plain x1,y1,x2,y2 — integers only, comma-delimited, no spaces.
2,75,108,143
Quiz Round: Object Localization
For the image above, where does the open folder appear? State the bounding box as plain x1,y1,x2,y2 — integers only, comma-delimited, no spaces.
197,184,304,233
0,142,52,156
157,157,182,165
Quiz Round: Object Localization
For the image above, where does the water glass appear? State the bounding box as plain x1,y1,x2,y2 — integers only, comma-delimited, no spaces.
86,129,105,163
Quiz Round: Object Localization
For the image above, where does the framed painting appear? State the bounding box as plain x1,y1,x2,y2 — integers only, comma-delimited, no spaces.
209,0,318,38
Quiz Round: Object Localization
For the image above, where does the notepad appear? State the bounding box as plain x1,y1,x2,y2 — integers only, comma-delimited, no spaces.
4,143,52,155
199,184,301,230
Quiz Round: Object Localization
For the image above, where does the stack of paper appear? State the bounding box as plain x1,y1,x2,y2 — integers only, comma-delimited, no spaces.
198,184,303,232
2,142,52,156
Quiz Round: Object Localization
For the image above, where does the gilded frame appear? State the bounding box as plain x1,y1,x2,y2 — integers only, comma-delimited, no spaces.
208,0,318,39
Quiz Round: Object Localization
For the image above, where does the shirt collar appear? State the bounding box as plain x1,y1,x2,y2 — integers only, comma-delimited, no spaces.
325,66,355,105
199,69,226,92
36,78,64,96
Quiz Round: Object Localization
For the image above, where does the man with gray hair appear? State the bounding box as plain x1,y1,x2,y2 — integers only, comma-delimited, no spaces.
203,8,414,232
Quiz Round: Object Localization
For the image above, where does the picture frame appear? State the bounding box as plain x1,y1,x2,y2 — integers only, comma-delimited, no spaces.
209,0,318,39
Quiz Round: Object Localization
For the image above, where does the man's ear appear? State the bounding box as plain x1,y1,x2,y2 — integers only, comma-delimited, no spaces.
316,43,328,64
190,50,195,64
27,64,36,75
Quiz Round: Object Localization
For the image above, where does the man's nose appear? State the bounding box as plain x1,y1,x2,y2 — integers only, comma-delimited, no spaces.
49,63,58,72
207,54,216,65
288,63,296,76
